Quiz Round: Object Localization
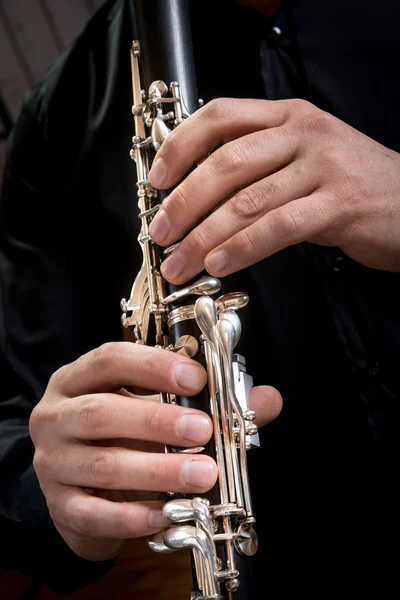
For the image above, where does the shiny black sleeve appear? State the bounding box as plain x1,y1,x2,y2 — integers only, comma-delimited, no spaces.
0,98,117,595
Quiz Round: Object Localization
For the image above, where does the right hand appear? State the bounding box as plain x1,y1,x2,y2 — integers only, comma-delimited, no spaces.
29,341,282,562
29,341,216,561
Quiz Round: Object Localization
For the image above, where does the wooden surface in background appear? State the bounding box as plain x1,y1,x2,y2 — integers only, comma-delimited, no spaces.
0,0,108,121
0,0,108,190
0,538,193,599
0,0,106,190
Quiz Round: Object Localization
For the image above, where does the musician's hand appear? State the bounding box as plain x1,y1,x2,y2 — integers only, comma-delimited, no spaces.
29,342,281,561
148,97,400,280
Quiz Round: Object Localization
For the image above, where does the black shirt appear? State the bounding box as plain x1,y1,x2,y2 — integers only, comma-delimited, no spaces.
1,0,400,596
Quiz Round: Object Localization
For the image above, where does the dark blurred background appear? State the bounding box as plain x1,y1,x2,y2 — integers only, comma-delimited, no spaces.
0,0,108,185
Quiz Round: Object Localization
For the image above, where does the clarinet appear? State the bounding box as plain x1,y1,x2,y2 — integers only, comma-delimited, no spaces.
120,1,260,598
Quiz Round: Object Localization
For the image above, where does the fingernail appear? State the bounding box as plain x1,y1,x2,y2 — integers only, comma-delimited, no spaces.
161,250,186,280
177,414,211,443
149,509,170,529
149,210,171,243
206,250,229,273
182,461,216,487
174,363,205,391
149,157,167,188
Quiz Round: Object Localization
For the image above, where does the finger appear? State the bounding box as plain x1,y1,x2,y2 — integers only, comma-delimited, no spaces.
159,159,314,284
149,127,299,247
58,392,213,447
42,445,218,494
48,486,171,542
248,386,282,428
51,342,207,398
204,191,339,276
120,386,159,397
148,97,295,190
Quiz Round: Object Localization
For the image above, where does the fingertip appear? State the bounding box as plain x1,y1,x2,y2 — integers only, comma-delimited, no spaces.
148,507,171,530
205,249,230,275
173,361,207,394
182,457,218,490
176,412,213,445
148,156,168,189
249,385,283,427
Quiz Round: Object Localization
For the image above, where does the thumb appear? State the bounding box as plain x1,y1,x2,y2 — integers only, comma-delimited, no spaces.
248,385,282,428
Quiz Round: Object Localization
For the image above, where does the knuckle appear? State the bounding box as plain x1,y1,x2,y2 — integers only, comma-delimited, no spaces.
285,98,313,118
321,146,346,171
322,187,342,208
72,499,94,537
46,485,71,516
91,342,120,370
312,111,339,133
234,229,258,254
323,187,352,218
33,448,57,482
230,185,272,221
32,448,46,475
114,510,133,539
147,456,169,487
144,403,164,436
211,142,248,176
139,349,157,382
166,183,190,213
29,405,43,441
300,111,338,137
271,207,303,237
48,364,68,390
78,395,110,432
202,97,235,122
45,486,67,521
90,448,119,488
189,225,212,252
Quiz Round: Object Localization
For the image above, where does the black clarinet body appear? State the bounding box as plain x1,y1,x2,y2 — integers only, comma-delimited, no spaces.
133,0,199,114
121,1,260,598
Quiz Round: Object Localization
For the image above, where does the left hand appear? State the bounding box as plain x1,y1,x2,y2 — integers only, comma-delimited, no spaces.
148,97,400,282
